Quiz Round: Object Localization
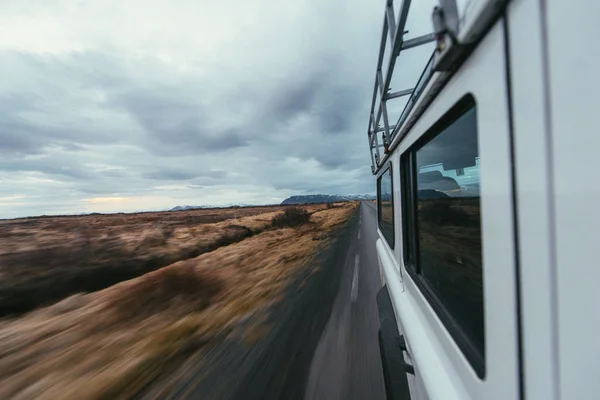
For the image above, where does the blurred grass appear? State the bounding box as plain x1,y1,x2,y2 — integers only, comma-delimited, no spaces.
0,202,358,399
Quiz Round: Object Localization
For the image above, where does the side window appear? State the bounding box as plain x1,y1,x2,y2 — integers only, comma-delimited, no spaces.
401,95,485,376
377,166,394,248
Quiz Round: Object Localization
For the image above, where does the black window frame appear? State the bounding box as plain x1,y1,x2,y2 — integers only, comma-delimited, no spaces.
401,151,417,270
400,94,486,378
377,162,395,249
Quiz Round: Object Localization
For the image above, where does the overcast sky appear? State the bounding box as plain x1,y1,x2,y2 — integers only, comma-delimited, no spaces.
0,0,436,218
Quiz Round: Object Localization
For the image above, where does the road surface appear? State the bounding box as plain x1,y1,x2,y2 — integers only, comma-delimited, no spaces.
305,201,386,400
178,202,386,400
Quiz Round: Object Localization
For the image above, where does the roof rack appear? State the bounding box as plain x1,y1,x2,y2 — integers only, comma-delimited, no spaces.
367,0,509,175
366,0,438,175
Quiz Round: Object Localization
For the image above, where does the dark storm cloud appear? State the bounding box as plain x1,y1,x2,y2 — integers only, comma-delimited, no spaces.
261,67,362,136
110,89,248,156
268,70,328,122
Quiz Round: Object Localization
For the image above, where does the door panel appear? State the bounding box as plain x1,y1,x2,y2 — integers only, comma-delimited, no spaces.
546,1,600,398
384,20,520,400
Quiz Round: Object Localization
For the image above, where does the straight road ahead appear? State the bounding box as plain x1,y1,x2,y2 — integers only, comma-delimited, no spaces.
305,202,386,400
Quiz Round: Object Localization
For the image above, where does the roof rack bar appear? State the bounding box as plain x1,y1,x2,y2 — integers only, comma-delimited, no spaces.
383,0,412,92
369,140,377,171
369,111,375,145
387,88,413,100
377,16,389,70
385,2,396,44
368,14,390,127
366,0,440,174
376,124,397,133
401,32,436,50
374,105,383,142
395,0,412,47
373,126,381,162
376,70,392,145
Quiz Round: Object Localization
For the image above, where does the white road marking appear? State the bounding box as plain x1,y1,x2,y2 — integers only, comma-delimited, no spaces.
358,230,361,240
351,254,359,302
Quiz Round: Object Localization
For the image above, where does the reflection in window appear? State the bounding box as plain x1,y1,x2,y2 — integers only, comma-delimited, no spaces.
377,167,394,248
414,104,485,364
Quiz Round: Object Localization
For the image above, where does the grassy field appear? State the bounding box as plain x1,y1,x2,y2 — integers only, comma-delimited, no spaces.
0,202,357,399
0,204,326,316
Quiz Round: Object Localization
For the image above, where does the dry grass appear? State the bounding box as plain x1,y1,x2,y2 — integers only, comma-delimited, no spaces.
105,263,224,322
0,205,329,316
271,206,311,228
0,202,357,400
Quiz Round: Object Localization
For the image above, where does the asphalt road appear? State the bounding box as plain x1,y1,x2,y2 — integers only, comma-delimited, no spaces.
304,201,386,400
176,202,386,400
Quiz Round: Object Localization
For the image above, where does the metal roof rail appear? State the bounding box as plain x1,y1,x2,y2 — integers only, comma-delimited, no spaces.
366,0,509,175
366,0,436,174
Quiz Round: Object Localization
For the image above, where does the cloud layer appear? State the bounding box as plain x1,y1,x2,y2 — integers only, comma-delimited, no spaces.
0,0,435,218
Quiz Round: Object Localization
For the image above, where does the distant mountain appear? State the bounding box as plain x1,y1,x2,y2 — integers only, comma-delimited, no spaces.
169,203,254,211
170,205,210,211
169,196,374,211
281,194,375,205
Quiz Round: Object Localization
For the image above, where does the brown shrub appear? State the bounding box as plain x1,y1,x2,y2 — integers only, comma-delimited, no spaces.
106,264,223,321
271,207,310,228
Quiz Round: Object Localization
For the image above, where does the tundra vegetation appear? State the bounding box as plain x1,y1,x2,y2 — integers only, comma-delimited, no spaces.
0,202,357,399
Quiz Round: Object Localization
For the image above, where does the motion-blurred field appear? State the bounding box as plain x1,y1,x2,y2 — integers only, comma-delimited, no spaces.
0,202,357,399
0,205,317,316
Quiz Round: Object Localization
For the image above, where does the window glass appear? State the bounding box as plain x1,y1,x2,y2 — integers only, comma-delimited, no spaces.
377,167,394,247
414,105,484,360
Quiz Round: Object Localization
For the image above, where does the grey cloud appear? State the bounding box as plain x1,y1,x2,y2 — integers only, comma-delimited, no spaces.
110,89,248,156
0,112,119,156
0,0,399,217
315,155,345,170
152,184,204,191
320,114,348,134
143,169,198,181
270,165,372,194
0,52,128,155
143,166,228,182
316,86,362,135
260,67,362,135
269,71,327,122
0,157,93,180
202,131,247,151
100,169,128,178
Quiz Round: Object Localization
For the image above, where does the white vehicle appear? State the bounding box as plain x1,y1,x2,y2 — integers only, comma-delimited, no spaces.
369,1,600,399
